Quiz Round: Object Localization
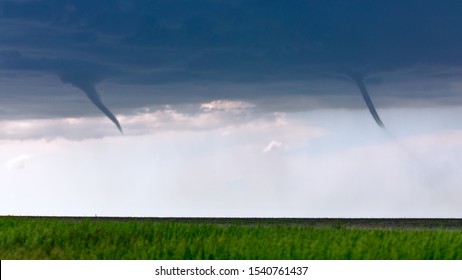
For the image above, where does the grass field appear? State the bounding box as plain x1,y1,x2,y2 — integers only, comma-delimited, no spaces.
1,217,462,259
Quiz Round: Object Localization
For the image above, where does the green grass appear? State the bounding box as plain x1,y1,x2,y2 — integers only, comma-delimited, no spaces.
1,217,461,259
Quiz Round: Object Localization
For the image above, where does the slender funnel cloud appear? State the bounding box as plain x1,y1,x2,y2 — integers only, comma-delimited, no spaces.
78,84,123,133
349,73,385,128
0,51,123,132
60,75,123,133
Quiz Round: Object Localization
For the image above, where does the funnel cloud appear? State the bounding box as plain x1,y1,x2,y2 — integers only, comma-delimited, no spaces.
59,74,122,133
349,73,385,128
0,51,122,132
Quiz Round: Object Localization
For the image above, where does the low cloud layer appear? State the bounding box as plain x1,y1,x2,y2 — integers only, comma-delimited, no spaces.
0,99,326,141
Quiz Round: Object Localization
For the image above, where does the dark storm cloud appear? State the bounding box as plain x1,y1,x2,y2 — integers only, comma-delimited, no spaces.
4,0,462,73
2,0,462,129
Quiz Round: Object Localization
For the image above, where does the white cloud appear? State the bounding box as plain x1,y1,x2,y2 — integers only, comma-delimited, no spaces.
200,99,256,112
263,140,284,153
5,155,31,170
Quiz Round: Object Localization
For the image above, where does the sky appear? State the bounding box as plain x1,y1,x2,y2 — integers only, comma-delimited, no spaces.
1,0,462,217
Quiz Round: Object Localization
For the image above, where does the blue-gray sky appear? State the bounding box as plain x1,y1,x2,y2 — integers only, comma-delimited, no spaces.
1,0,462,217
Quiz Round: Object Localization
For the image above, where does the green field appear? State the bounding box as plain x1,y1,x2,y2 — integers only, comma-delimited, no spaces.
1,217,462,259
